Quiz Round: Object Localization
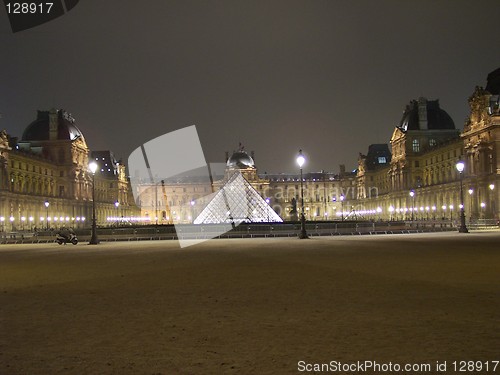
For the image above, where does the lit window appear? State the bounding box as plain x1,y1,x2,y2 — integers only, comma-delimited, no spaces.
429,139,436,147
378,157,386,164
412,139,420,152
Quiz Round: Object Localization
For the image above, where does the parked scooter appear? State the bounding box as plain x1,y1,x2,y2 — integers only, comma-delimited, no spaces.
56,227,78,245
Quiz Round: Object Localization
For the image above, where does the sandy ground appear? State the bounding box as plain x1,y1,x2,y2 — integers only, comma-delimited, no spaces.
0,232,499,375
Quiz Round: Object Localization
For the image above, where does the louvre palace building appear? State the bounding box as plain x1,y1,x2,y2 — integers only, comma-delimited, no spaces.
135,148,357,225
2,68,499,230
0,108,138,232
136,68,499,225
355,68,499,222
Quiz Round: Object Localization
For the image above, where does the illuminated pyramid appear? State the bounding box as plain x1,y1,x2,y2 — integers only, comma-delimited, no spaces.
194,171,283,224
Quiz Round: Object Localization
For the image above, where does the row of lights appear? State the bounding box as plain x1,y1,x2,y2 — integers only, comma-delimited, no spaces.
295,156,495,237
388,204,488,212
0,216,86,222
105,216,152,222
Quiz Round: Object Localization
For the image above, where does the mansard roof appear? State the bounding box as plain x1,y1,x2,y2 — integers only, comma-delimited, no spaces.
22,109,84,142
398,98,455,132
485,67,500,95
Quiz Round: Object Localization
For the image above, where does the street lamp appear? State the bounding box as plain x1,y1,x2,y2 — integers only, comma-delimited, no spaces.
265,198,271,222
89,161,99,244
468,188,473,222
190,200,195,224
44,201,49,230
296,150,308,239
340,194,345,221
455,161,468,233
409,190,415,221
489,184,496,219
115,201,120,227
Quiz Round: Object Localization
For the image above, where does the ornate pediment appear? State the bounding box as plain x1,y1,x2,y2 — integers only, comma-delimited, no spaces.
466,86,492,129
0,130,11,150
390,127,405,144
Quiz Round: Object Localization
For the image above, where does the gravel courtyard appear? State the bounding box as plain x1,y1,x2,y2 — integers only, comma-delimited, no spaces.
1,232,499,374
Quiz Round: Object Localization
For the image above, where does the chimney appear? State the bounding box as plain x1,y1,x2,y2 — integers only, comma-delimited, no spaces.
251,151,255,162
49,108,58,140
339,164,346,175
225,151,229,162
418,97,428,130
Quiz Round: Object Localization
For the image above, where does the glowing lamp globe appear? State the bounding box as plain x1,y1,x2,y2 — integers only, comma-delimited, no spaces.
89,161,98,174
296,150,305,168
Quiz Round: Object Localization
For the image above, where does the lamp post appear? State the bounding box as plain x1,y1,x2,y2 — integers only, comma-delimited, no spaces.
455,161,468,233
190,200,195,223
115,201,120,227
489,184,495,219
340,194,345,221
89,161,99,244
296,150,308,239
468,188,473,222
154,183,159,226
44,201,49,230
388,205,394,221
409,190,415,221
265,198,270,222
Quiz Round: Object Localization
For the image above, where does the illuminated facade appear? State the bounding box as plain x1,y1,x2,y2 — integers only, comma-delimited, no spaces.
132,68,500,224
355,69,500,221
0,108,138,232
136,146,357,223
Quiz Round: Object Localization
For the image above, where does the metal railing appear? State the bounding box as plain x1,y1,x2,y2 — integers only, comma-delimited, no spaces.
1,219,498,244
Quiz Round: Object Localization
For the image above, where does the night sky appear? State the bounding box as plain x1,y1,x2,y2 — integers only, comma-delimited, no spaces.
1,1,499,173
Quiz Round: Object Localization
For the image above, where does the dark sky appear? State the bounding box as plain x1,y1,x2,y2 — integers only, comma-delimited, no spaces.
1,1,499,173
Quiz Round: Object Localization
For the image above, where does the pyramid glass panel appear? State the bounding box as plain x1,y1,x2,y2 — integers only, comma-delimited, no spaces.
194,171,283,225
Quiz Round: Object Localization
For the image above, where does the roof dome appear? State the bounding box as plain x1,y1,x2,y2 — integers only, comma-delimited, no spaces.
22,109,85,142
226,150,255,169
398,98,455,132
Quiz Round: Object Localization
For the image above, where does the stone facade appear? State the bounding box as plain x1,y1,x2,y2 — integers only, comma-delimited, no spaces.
138,69,499,224
355,71,499,221
135,147,357,224
0,109,138,232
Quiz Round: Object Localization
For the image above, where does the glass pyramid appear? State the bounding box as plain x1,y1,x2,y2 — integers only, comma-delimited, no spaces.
194,171,283,224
